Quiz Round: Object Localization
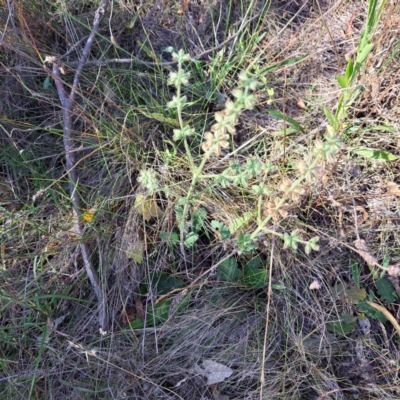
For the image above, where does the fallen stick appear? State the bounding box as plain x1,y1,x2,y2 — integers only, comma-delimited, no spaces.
47,0,110,334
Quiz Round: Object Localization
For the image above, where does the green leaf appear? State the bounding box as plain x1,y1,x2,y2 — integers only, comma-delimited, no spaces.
273,127,298,137
245,159,263,176
130,299,172,328
337,75,348,89
345,59,354,83
271,283,286,290
304,237,320,254
229,211,255,233
376,277,398,303
159,231,179,245
175,205,184,225
177,197,189,206
125,242,144,264
184,232,199,247
265,109,304,133
232,173,249,187
43,75,51,90
283,230,302,252
327,312,356,336
323,107,339,131
140,272,185,296
354,43,374,71
192,207,207,232
257,54,308,74
240,267,268,288
334,283,367,304
351,262,360,287
352,148,398,161
214,169,232,187
246,256,263,270
357,300,387,323
237,233,258,254
217,258,241,282
211,220,230,240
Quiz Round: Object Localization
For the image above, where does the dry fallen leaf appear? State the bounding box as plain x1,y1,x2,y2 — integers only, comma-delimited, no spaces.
177,0,189,14
195,359,233,385
309,280,321,290
296,98,307,110
135,297,145,322
134,194,161,221
125,241,144,264
386,181,400,195
354,239,379,267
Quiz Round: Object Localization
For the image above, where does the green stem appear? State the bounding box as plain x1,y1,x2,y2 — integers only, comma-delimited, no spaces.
175,60,194,169
179,153,209,245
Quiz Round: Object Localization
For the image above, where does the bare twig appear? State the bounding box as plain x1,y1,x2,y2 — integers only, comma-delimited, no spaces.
48,0,110,334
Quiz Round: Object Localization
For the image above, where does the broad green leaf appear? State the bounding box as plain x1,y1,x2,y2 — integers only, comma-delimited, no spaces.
337,75,348,89
265,109,304,133
184,231,199,247
129,294,190,328
352,148,398,161
140,272,185,296
240,267,268,289
211,220,230,240
217,258,241,282
334,283,367,304
355,43,374,69
357,300,387,323
245,256,262,271
327,312,356,336
323,107,339,131
376,277,398,303
129,299,172,328
159,231,179,245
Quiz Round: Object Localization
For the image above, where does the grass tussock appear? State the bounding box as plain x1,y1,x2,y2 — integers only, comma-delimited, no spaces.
1,0,400,398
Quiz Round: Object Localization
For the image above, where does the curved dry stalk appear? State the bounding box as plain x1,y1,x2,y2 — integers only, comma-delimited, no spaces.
48,0,110,334
260,235,274,399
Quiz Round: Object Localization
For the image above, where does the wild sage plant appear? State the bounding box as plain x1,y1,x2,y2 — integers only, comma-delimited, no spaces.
138,49,342,255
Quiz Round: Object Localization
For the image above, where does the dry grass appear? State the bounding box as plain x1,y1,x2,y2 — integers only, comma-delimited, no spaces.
1,0,400,398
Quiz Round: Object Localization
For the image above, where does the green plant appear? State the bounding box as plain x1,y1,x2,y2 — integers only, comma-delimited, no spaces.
328,264,400,337
137,49,342,258
335,0,387,124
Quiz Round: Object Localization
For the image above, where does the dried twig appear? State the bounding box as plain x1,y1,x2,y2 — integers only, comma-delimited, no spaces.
47,0,110,334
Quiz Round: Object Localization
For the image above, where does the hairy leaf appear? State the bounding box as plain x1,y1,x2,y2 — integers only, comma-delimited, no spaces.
376,277,398,303
217,258,241,282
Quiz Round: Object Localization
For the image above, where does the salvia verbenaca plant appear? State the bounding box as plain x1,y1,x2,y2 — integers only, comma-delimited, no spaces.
138,49,342,255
